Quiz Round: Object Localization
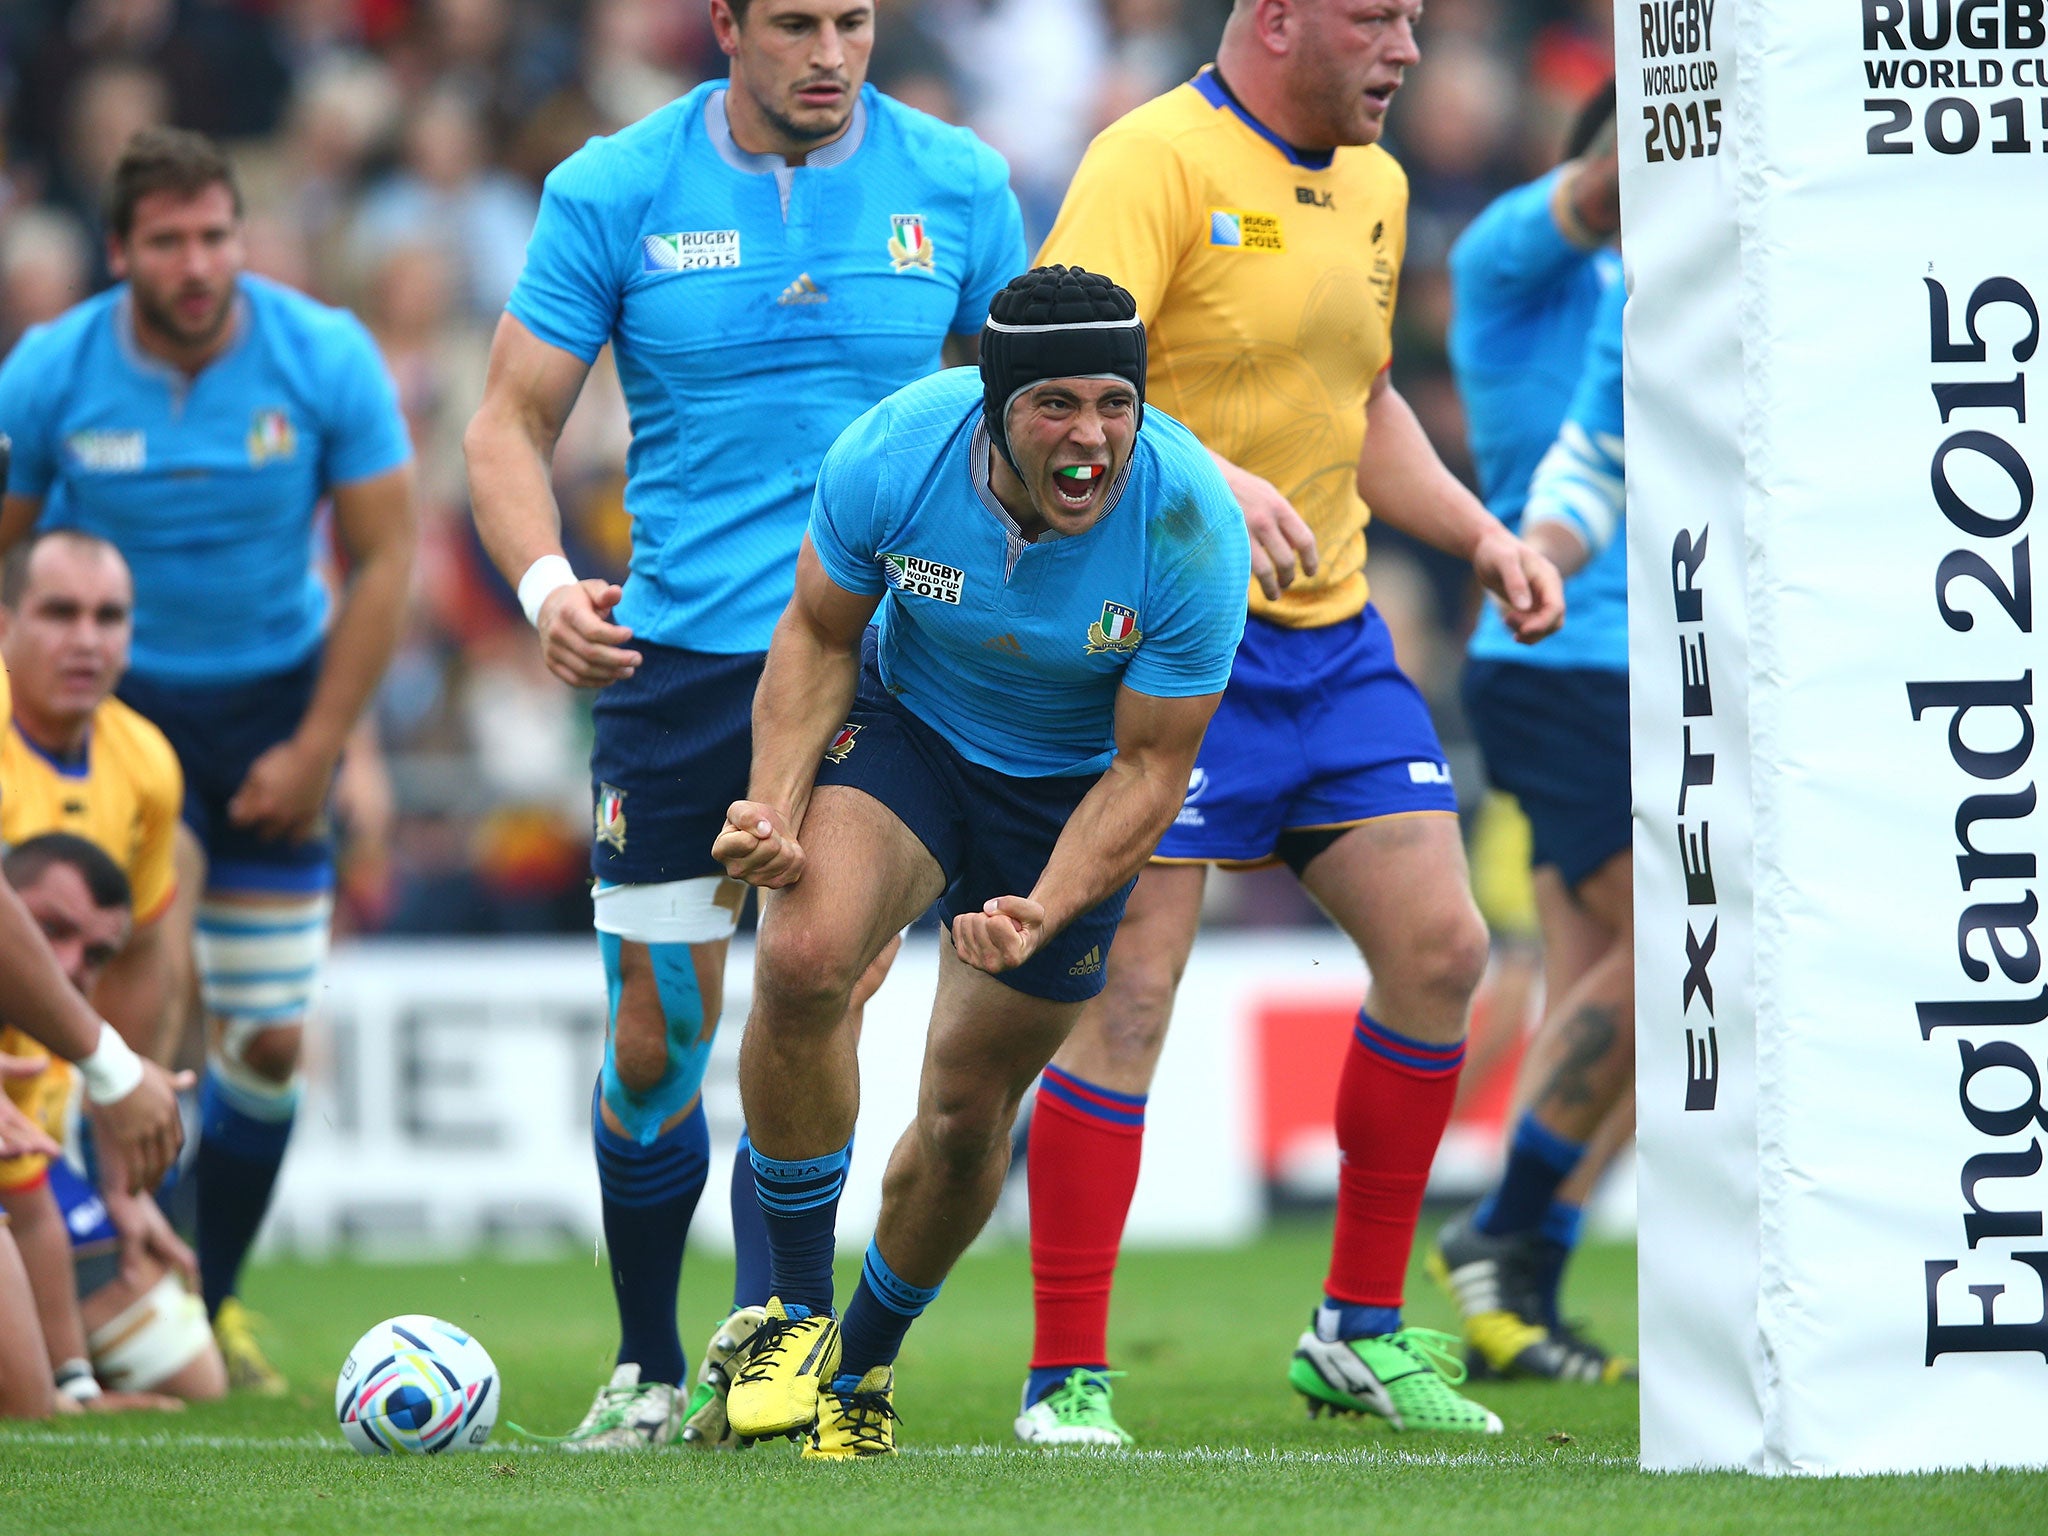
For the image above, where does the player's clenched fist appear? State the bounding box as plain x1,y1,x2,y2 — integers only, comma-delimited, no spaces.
538,579,643,689
715,801,805,888
950,894,1046,975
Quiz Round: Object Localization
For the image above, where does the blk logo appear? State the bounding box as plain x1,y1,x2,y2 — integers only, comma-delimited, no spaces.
1295,186,1334,209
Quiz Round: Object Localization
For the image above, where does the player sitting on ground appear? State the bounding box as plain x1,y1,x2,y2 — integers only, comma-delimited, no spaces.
713,265,1250,1459
0,834,221,1411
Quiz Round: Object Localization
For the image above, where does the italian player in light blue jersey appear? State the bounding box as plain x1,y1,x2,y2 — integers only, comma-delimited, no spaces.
710,267,1247,1457
1430,90,1637,1387
0,129,416,1395
463,0,1025,1451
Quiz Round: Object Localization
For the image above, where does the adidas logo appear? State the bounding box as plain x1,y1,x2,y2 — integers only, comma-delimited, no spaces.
777,272,828,305
1067,945,1103,977
982,632,1026,656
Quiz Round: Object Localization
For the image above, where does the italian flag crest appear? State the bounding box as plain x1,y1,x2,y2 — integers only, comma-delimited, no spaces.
1085,601,1142,655
889,214,935,273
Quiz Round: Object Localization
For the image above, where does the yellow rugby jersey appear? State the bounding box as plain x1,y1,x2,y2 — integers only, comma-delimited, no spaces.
0,693,183,925
1039,69,1407,629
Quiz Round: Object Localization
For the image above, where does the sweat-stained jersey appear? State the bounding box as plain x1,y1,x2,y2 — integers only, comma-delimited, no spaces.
808,368,1249,778
509,83,1027,655
1038,68,1406,630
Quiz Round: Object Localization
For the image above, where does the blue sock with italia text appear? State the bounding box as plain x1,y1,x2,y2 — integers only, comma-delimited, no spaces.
594,1088,708,1387
835,1239,942,1387
751,1138,852,1317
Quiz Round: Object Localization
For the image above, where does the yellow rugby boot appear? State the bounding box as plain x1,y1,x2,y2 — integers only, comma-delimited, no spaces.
803,1366,897,1460
213,1297,288,1397
725,1297,840,1439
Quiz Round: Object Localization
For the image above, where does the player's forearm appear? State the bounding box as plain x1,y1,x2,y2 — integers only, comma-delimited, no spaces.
747,612,862,828
1029,754,1189,937
464,402,571,588
299,527,414,759
0,879,104,1062
92,920,170,1060
1358,381,1508,564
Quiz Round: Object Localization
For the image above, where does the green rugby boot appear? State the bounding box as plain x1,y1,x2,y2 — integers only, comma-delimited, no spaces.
1013,1368,1134,1448
1289,1324,1504,1434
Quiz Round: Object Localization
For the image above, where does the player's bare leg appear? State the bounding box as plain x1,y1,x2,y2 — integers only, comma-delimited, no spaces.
725,787,944,1441
1433,849,1637,1383
0,1228,54,1419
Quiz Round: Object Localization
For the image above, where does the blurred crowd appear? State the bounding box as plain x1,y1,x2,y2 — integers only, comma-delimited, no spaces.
0,0,1613,936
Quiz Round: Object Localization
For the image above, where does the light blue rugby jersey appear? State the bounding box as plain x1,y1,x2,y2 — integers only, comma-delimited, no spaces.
1447,169,1626,673
0,274,410,684
508,83,1027,655
809,368,1250,778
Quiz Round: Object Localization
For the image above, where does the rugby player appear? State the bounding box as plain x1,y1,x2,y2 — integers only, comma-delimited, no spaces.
0,833,225,1411
465,0,1024,1450
1014,0,1567,1443
0,127,418,1394
713,265,1250,1458
1436,120,1634,1381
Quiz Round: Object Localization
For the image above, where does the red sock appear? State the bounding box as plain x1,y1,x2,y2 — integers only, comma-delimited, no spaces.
1326,1012,1465,1308
1028,1065,1146,1369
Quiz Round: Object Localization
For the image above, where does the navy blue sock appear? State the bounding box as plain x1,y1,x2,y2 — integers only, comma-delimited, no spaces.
1025,1362,1107,1407
195,1070,295,1317
1535,1199,1584,1324
730,1129,772,1311
750,1138,852,1316
834,1240,941,1387
594,1089,709,1387
1474,1113,1586,1239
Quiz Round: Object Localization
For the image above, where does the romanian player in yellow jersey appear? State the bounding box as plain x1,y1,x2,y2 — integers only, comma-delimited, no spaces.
1015,0,1566,1445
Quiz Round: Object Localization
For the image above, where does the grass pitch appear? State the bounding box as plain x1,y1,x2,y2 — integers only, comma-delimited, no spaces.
1,1222,2041,1535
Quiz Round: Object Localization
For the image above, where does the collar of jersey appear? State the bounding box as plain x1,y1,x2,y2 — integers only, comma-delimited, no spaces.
1192,66,1335,172
705,86,868,175
11,717,91,779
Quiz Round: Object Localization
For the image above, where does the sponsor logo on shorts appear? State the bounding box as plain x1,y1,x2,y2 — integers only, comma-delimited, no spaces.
884,553,965,603
1408,761,1452,785
1067,944,1103,978
1208,209,1284,252
65,429,145,472
596,783,628,851
824,723,861,764
247,409,296,465
1175,767,1210,828
642,230,741,271
1085,601,1142,655
888,214,935,273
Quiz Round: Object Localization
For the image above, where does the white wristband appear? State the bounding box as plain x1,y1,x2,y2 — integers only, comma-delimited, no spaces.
518,555,579,629
77,1022,145,1106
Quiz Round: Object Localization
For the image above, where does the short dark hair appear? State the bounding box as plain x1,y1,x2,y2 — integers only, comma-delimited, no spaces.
106,127,242,241
3,833,133,914
0,529,124,609
1565,79,1617,161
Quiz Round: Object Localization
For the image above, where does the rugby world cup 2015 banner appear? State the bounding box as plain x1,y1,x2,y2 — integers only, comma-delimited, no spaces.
1623,0,2048,1474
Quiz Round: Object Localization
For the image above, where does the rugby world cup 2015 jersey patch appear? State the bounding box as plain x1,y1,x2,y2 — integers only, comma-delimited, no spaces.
1208,209,1284,252
642,231,741,272
883,553,965,603
65,430,145,472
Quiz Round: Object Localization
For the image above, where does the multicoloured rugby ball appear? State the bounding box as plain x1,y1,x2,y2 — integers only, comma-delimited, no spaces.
335,1315,499,1455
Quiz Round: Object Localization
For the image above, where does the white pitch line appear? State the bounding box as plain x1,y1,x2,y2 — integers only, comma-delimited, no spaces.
0,1431,1632,1469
